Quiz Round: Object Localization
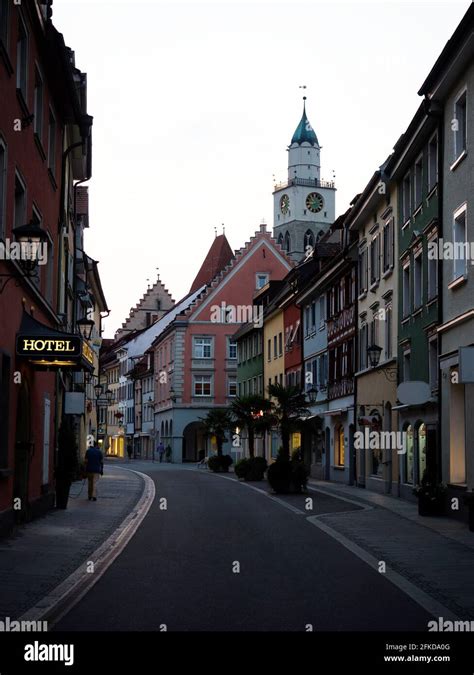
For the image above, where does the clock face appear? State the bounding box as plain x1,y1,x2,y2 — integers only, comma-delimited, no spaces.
280,194,290,215
306,192,324,214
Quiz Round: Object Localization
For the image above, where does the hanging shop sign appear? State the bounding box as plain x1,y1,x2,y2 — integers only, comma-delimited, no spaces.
16,311,94,372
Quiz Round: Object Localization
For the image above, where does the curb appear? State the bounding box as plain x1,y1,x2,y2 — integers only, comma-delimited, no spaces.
19,468,156,628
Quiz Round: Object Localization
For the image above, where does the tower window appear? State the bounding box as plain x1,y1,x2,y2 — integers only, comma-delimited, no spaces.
277,233,283,247
284,232,290,253
304,230,315,250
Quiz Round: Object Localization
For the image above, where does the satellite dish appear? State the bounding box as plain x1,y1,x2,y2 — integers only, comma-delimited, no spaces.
397,381,431,406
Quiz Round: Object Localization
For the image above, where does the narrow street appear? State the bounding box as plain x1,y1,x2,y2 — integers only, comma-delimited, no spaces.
54,465,431,632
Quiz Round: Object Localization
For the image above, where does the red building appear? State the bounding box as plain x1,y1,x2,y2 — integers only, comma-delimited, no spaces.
0,1,94,534
153,224,293,462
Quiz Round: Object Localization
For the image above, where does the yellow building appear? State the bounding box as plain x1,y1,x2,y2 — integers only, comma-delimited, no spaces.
263,307,285,462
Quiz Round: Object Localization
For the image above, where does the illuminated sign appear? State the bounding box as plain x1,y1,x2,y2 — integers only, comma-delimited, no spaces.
16,334,93,372
82,341,94,365
17,336,81,358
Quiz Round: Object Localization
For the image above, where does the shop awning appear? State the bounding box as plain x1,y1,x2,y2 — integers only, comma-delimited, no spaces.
16,311,94,372
320,408,348,416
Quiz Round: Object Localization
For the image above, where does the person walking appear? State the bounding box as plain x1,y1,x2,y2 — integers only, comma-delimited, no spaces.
85,440,103,502
157,441,165,463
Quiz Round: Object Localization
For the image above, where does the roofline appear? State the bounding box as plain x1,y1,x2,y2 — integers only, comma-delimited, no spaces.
418,4,474,96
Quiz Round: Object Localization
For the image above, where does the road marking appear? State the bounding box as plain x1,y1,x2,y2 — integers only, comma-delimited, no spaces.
18,468,155,628
205,472,306,514
306,515,461,622
206,470,462,620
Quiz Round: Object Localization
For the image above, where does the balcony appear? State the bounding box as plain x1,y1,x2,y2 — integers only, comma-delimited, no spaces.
327,306,355,342
273,177,335,191
328,378,354,400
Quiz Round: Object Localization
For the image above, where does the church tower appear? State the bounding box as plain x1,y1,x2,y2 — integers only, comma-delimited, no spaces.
273,98,336,261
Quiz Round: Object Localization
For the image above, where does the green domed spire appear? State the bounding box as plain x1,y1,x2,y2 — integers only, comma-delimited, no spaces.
291,98,319,146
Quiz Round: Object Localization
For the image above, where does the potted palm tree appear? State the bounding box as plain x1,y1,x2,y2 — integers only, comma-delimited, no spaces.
200,409,234,472
266,383,310,493
231,394,271,481
414,470,447,516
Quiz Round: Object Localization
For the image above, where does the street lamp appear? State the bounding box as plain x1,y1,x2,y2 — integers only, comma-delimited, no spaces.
367,344,383,369
169,387,177,402
94,383,103,400
0,219,49,293
307,386,318,404
367,344,397,382
77,317,95,340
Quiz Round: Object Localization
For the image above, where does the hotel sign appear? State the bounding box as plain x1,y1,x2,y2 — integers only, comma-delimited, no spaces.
17,336,82,358
16,334,94,372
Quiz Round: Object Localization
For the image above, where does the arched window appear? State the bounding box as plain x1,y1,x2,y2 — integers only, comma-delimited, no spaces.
284,231,291,253
277,233,283,247
316,230,324,243
403,423,414,484
415,421,426,484
304,230,315,250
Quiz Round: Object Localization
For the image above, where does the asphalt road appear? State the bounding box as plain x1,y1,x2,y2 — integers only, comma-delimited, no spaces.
54,466,433,632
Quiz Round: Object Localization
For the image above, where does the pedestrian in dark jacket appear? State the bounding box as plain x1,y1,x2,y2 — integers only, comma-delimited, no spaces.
85,442,103,501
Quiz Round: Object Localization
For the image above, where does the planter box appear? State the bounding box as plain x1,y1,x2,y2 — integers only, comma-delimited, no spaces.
418,495,445,517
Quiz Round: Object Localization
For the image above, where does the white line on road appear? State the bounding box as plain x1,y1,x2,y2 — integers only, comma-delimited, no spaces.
206,472,306,514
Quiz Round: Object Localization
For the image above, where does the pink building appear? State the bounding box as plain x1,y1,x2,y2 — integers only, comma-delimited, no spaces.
153,224,292,462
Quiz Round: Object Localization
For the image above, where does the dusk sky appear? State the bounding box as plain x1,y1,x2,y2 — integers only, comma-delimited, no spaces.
53,0,469,337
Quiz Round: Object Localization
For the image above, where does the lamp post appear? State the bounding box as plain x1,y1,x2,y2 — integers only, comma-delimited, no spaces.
367,344,397,382
77,317,95,341
307,386,318,405
94,383,103,443
0,220,49,293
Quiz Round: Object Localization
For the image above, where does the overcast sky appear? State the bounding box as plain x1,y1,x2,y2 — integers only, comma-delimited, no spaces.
53,0,469,338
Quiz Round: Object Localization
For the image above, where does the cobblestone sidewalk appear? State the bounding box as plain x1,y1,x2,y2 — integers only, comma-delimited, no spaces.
309,480,474,620
0,464,143,619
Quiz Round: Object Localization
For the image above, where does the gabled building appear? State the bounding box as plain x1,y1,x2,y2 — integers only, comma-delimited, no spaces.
115,274,174,340
153,224,293,463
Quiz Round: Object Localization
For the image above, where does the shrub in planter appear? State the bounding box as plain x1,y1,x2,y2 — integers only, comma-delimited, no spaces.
235,458,250,480
413,480,447,517
221,454,233,472
290,459,309,493
208,454,233,473
267,459,292,493
247,456,268,481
